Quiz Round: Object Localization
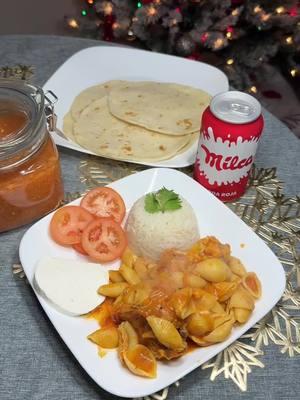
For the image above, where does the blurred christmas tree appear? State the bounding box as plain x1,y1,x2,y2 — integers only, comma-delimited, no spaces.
65,0,300,93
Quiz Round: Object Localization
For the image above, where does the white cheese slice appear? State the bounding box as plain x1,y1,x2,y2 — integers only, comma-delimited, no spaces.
34,257,109,316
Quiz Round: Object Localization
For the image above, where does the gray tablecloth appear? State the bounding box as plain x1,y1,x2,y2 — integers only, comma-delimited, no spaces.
0,35,299,400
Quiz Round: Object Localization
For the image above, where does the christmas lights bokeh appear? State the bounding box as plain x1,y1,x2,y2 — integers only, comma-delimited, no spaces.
65,0,300,93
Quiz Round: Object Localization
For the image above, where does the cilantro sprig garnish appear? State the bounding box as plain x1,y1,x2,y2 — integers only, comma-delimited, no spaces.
144,187,182,213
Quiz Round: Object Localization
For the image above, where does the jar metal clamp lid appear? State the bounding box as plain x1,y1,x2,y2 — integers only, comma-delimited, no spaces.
44,90,58,132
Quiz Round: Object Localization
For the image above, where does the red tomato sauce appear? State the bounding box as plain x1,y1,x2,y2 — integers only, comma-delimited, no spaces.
0,109,27,139
0,108,63,232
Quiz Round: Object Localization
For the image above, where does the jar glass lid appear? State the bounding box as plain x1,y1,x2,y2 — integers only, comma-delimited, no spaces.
0,79,46,169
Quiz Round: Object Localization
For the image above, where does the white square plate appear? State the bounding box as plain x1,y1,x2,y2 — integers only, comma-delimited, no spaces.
43,45,229,167
19,168,285,398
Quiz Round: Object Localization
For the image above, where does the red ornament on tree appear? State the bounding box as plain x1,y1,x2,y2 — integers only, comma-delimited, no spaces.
201,32,208,44
289,6,298,17
103,14,115,41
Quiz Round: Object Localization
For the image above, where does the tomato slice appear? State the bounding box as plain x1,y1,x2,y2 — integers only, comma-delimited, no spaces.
81,218,127,262
80,187,126,223
72,242,88,256
50,206,94,245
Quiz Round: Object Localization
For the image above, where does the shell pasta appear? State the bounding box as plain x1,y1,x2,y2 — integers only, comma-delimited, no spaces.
88,236,262,378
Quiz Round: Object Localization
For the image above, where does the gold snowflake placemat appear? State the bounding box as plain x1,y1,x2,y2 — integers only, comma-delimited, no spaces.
0,65,34,80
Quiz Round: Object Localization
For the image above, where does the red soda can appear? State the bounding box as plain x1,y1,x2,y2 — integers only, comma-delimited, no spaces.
194,91,264,201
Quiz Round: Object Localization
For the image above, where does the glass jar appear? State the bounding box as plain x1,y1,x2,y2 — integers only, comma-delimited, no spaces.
0,79,64,233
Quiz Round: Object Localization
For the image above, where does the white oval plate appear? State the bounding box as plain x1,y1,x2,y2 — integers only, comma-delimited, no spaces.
19,168,285,398
43,45,229,167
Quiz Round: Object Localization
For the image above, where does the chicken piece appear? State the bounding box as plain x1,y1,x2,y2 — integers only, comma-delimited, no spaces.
143,339,186,360
159,249,191,273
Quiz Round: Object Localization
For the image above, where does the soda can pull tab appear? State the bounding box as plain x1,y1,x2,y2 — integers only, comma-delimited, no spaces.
230,102,251,116
210,90,261,124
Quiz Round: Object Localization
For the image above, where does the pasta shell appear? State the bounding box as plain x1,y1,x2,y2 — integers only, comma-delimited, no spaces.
229,287,255,311
121,247,137,268
184,273,207,288
109,270,125,283
118,321,139,363
186,313,214,336
212,313,233,329
230,273,242,284
189,335,211,347
113,295,123,307
192,288,210,299
242,272,262,299
88,327,119,349
146,316,186,351
122,284,150,305
169,288,195,319
213,281,238,302
203,317,234,343
234,308,252,323
133,257,148,279
193,290,218,312
123,344,157,378
211,302,225,314
201,283,218,298
228,256,247,277
194,258,231,282
98,282,128,297
120,264,141,285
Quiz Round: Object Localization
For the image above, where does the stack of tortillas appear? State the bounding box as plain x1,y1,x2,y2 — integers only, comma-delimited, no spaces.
63,80,211,163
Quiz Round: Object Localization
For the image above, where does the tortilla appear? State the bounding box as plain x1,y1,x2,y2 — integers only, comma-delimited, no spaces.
108,81,211,136
70,80,127,120
73,97,192,162
176,131,198,155
62,112,77,142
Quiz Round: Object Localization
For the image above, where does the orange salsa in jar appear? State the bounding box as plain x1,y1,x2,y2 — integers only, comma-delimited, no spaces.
0,80,64,233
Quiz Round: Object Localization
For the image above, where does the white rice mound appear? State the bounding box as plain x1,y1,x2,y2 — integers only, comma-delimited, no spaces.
125,195,200,261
